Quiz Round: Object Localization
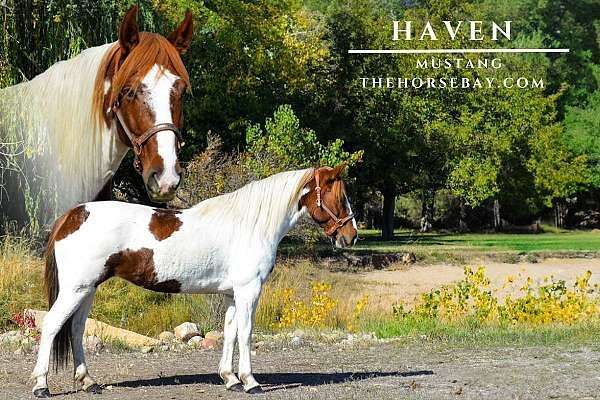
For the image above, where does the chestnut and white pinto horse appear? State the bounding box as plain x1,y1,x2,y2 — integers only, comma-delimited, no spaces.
0,6,192,229
31,166,358,397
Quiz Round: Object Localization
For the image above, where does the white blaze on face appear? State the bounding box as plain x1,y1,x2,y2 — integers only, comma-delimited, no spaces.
142,64,180,192
345,194,358,230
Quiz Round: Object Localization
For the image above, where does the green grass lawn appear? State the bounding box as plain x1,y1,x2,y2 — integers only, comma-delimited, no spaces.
351,229,600,255
280,228,600,262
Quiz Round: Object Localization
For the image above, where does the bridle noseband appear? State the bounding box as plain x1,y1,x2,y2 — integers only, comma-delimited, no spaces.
112,101,184,175
314,171,354,237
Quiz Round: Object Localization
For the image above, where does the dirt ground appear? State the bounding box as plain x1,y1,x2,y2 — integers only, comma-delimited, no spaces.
355,257,600,309
4,258,600,399
2,341,600,400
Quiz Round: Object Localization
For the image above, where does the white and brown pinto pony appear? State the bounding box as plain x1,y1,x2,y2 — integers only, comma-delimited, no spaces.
31,166,357,397
0,6,192,228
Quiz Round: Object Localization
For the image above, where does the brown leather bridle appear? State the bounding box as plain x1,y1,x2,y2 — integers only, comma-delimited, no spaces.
112,100,184,175
314,170,355,237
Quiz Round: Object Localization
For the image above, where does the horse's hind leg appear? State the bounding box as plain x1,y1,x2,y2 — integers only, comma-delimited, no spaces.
219,296,242,391
31,289,90,398
71,290,102,394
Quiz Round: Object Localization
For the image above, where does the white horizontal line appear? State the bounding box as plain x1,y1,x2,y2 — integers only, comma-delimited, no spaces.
348,48,570,54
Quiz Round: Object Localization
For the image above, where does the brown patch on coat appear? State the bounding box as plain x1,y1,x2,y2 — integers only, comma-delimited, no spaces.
98,247,181,293
53,205,90,242
149,208,183,241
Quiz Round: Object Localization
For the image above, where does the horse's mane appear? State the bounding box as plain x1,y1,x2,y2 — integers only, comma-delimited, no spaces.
0,43,112,199
92,32,190,128
194,169,316,239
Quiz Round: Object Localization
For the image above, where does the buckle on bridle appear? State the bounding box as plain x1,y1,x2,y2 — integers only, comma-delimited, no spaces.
113,104,183,175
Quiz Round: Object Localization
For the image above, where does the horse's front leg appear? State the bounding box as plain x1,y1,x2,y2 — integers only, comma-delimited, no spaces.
219,295,243,391
234,279,263,394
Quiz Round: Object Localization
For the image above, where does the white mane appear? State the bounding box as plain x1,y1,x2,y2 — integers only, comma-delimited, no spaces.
0,42,126,225
193,168,314,243
3,42,112,184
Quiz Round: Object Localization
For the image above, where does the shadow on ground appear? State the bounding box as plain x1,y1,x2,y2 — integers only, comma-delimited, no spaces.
111,370,434,392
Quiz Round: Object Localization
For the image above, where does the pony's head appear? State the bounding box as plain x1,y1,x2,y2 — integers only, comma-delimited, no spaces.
94,6,193,202
301,165,358,248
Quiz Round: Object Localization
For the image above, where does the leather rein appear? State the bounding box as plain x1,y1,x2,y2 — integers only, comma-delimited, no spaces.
314,170,354,237
112,100,184,175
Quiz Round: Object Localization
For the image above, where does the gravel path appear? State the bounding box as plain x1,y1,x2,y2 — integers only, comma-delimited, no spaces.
2,341,600,400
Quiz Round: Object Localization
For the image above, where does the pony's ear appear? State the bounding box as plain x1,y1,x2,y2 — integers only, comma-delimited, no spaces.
119,5,140,56
168,10,193,54
332,163,348,178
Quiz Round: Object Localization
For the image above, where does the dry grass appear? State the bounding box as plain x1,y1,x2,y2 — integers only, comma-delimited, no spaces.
0,232,45,328
256,261,375,331
0,233,371,336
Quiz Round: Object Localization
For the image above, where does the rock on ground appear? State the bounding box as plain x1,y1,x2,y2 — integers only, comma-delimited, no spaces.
201,337,217,350
174,322,200,342
187,336,203,348
158,331,176,342
203,331,224,342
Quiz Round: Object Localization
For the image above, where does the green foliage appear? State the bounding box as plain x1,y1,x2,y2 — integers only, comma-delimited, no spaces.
2,0,599,231
449,158,499,206
528,125,590,206
245,105,362,176
564,91,600,189
0,0,158,84
155,0,331,151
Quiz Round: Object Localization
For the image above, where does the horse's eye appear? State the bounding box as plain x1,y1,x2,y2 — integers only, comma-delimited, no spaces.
121,87,136,101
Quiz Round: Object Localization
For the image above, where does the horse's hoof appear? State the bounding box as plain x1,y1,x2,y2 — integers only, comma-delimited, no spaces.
227,383,244,392
84,383,103,394
33,388,51,398
246,386,264,394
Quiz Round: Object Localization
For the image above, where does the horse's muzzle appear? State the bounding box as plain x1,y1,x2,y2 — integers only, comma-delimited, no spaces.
146,171,180,202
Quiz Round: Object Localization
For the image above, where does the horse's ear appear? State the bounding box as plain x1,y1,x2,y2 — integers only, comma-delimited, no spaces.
332,163,348,178
119,5,140,57
168,10,193,54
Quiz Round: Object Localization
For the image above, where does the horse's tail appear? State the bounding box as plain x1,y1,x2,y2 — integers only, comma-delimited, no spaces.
44,213,72,372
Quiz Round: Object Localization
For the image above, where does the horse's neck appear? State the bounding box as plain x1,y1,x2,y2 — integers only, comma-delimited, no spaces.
193,170,311,248
269,200,307,248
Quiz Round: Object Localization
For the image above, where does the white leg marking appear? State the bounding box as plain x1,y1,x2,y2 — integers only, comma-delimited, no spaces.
234,279,262,392
71,291,98,390
32,289,91,393
219,297,241,389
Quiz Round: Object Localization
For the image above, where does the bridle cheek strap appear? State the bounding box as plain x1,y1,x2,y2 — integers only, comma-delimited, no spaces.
314,170,354,237
113,106,184,175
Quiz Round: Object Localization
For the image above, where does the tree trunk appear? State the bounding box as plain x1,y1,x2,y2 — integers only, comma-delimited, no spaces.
420,188,435,232
554,201,566,228
459,200,468,232
382,187,396,240
493,198,502,231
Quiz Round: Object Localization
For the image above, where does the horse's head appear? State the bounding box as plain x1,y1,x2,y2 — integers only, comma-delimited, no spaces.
301,165,358,248
96,6,193,202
